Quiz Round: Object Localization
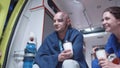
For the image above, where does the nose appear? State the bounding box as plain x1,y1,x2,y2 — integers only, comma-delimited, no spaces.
102,20,106,25
102,21,105,25
54,20,59,25
102,20,107,28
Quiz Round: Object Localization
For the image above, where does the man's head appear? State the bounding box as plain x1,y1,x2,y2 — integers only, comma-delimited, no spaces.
53,12,71,33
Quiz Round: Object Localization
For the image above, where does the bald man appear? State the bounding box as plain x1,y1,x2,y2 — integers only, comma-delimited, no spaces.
34,12,88,68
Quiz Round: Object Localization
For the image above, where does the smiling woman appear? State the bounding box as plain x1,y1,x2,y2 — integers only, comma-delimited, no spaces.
92,6,120,68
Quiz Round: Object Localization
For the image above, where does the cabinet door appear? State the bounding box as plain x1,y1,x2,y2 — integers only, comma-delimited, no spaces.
81,0,116,28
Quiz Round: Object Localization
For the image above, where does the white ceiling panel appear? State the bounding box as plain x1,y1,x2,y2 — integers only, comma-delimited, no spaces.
54,0,120,30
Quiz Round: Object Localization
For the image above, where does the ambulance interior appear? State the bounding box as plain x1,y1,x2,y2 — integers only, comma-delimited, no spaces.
0,0,120,68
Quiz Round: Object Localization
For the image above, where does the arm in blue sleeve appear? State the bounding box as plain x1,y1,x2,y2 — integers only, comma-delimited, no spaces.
35,39,59,68
72,32,84,60
71,32,88,68
105,34,114,54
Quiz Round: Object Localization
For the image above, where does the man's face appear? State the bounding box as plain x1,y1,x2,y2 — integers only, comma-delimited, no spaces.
53,13,68,33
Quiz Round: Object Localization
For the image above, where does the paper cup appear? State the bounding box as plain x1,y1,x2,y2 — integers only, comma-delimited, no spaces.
96,48,107,59
63,42,73,54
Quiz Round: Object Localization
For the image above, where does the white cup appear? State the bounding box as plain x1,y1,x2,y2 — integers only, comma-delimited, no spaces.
63,41,73,54
96,48,107,59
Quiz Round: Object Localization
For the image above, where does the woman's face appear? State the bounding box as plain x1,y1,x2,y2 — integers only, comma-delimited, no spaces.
102,11,120,32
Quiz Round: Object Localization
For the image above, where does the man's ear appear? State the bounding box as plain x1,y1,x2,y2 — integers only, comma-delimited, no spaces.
117,19,120,25
67,18,71,23
66,18,70,24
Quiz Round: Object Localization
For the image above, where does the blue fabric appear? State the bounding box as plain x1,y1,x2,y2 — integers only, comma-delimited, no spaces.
92,34,120,68
105,34,120,58
59,40,63,52
92,58,101,68
35,27,88,68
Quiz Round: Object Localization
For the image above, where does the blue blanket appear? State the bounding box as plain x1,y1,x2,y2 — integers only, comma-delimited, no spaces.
35,27,88,68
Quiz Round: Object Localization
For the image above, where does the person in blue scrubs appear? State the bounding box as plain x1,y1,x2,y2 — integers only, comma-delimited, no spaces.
34,11,88,68
92,6,120,68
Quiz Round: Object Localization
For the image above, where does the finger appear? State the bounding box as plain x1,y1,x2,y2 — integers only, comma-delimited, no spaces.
98,58,106,61
100,62,106,67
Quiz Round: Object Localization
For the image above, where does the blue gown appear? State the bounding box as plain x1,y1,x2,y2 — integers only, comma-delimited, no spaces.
35,27,88,68
92,34,120,68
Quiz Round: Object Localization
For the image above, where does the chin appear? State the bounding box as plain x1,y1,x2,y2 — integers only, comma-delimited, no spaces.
55,29,59,31
105,29,111,32
55,30,61,32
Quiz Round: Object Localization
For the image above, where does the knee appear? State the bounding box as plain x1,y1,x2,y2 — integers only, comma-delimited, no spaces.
63,59,76,64
33,64,39,68
62,59,80,68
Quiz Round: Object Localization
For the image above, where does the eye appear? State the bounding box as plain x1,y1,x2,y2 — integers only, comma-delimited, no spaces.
105,17,110,21
101,19,104,22
101,17,110,22
57,19,64,22
53,19,64,22
53,20,56,22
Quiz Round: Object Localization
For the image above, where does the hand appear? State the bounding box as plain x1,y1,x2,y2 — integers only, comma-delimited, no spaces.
58,49,73,62
99,58,120,68
92,46,99,58
63,49,73,58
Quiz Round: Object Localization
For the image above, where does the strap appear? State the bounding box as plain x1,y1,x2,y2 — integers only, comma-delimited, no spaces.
59,40,63,52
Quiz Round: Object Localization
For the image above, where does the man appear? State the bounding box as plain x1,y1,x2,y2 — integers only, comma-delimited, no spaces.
35,11,88,68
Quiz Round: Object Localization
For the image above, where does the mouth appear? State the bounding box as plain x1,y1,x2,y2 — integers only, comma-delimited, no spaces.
54,26,60,31
103,24,111,32
103,24,108,29
55,26,59,29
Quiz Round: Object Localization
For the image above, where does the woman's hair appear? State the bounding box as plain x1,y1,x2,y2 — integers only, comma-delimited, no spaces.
104,6,120,19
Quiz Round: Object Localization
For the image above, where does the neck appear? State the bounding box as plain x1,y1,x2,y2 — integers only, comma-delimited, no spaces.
58,26,69,40
58,31,66,40
114,29,120,42
58,28,68,40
